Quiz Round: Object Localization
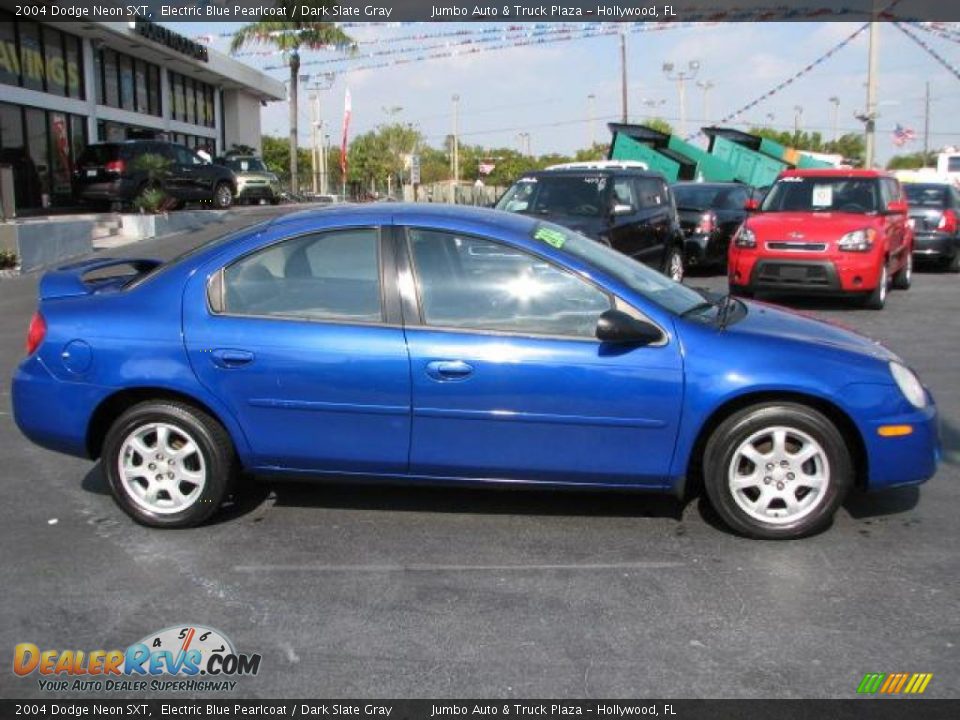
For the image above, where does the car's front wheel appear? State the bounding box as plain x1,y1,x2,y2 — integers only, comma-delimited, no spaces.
663,246,685,282
102,401,236,528
702,403,853,539
863,263,888,310
213,182,234,209
892,252,912,290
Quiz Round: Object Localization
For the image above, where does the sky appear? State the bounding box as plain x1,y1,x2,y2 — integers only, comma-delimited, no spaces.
169,21,960,165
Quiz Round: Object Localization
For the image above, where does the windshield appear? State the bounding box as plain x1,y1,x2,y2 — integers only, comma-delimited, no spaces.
761,176,881,214
673,184,746,210
224,157,268,173
904,184,950,209
496,175,609,217
529,222,707,316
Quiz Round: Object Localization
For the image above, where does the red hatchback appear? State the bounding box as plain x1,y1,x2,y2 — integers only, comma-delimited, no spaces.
727,169,913,309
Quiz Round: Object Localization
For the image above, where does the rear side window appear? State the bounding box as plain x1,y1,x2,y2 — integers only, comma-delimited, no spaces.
407,228,611,338
78,145,121,164
219,228,383,323
634,178,667,209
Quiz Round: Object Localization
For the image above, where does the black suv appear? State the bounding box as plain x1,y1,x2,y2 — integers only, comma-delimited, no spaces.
904,181,960,272
495,164,686,280
73,140,237,210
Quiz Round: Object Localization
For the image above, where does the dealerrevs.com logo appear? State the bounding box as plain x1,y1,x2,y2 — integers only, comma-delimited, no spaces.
13,625,261,692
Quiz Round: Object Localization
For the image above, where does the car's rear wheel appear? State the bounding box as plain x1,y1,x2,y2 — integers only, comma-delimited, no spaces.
892,252,912,290
863,263,888,310
213,182,233,209
703,403,852,539
663,247,685,282
102,401,236,528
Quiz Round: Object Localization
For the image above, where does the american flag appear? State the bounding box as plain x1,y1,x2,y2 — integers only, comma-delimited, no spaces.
892,124,916,147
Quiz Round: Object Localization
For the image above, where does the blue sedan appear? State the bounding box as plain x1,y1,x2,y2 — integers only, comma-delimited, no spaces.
12,205,940,538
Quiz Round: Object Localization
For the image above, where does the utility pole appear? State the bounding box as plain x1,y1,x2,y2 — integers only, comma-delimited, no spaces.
923,81,931,164
452,93,460,193
829,96,840,143
587,93,596,146
793,105,804,145
864,4,880,168
309,90,319,195
620,30,628,123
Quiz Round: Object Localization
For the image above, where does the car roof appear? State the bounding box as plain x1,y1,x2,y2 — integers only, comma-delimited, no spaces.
266,202,539,235
780,168,889,178
672,182,745,188
523,168,663,178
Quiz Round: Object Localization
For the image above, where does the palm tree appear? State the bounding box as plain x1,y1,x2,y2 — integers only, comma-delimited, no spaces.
231,9,352,194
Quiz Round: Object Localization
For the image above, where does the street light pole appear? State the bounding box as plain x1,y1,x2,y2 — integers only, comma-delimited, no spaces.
452,94,460,192
829,96,840,143
587,93,596,146
923,81,931,163
620,30,628,123
793,105,804,144
696,80,714,126
663,60,700,138
864,5,880,168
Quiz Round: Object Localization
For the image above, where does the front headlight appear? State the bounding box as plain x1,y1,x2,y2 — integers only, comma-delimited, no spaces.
890,361,927,408
734,226,757,248
838,228,876,252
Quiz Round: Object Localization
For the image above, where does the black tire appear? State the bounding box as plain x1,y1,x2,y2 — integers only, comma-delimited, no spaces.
892,252,912,290
213,182,233,209
729,284,753,298
702,403,853,540
862,262,888,310
663,246,685,282
947,252,960,274
102,401,237,528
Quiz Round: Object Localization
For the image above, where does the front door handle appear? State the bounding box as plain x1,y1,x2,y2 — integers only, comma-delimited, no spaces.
425,360,474,381
210,349,254,368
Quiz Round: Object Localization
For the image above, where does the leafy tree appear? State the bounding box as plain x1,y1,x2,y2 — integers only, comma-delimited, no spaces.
643,118,674,136
261,134,311,188
574,142,610,162
886,152,937,170
749,127,865,164
231,5,353,194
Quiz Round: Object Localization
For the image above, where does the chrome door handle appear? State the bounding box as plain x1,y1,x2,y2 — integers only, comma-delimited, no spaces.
425,360,474,381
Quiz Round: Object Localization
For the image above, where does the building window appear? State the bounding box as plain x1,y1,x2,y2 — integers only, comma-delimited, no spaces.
42,26,65,97
102,49,119,108
0,15,17,87
64,35,82,99
24,107,49,205
18,23,44,93
134,60,148,114
170,72,184,121
147,65,161,116
119,54,134,111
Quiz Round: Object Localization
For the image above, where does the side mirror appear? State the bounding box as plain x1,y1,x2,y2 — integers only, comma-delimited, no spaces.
886,199,908,214
744,198,760,212
595,309,662,345
612,203,635,216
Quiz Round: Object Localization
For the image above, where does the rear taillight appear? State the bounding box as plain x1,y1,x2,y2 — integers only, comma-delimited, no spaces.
104,159,126,173
938,209,957,234
695,210,716,235
26,312,46,356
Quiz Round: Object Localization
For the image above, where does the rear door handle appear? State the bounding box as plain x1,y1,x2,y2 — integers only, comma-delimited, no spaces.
210,349,254,368
425,360,474,381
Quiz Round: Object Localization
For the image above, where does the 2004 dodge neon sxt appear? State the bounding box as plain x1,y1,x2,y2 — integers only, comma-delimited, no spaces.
12,205,940,539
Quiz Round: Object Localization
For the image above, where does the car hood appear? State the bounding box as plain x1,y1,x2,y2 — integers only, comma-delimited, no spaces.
746,211,880,242
727,299,897,363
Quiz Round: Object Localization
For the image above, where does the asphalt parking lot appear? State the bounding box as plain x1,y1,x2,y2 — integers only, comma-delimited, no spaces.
1,206,957,699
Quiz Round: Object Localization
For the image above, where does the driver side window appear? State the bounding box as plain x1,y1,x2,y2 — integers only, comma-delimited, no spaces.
407,229,611,339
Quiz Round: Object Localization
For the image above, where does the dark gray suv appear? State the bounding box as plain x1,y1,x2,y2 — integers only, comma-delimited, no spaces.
74,140,237,210
495,165,687,281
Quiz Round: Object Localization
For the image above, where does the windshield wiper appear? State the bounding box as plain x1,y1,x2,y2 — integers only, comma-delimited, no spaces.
716,293,742,330
679,301,717,318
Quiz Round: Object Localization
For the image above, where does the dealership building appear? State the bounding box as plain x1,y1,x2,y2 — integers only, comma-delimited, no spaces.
0,10,286,211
